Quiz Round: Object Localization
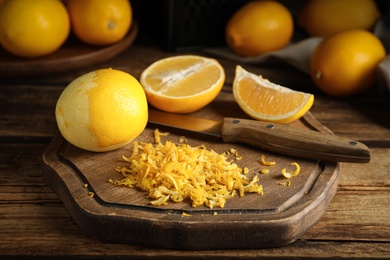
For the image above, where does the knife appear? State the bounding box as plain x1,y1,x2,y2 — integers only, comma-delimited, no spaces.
147,109,370,163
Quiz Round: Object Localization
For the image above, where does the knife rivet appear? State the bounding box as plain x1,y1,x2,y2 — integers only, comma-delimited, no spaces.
232,119,240,124
266,124,275,129
349,141,358,146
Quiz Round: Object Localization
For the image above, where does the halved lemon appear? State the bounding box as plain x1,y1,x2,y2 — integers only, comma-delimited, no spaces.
140,55,225,114
233,66,314,124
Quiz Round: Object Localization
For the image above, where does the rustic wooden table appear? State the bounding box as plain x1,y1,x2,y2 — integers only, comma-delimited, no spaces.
1,44,390,259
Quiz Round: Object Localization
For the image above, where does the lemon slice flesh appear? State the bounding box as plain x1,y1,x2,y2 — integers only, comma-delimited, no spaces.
233,66,314,124
140,55,225,114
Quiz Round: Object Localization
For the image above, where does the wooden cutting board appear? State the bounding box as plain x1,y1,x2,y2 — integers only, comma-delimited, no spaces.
42,98,340,250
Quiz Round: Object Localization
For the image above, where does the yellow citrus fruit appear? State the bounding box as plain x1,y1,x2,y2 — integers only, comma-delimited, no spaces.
233,66,314,124
298,0,380,37
55,68,148,152
0,0,70,58
310,29,386,97
226,1,293,57
67,0,132,46
140,55,225,114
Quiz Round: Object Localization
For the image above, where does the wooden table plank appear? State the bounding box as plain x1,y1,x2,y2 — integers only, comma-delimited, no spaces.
1,143,389,257
310,97,390,145
304,190,390,241
1,44,390,258
1,83,389,145
1,204,390,258
339,148,390,186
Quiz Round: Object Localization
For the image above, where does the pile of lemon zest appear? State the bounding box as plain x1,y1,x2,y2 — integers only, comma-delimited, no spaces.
281,162,300,179
224,148,242,161
130,141,139,158
244,175,264,195
279,181,291,186
260,155,276,166
154,128,170,144
281,169,293,179
179,136,187,143
181,212,191,217
259,168,270,174
230,148,239,157
112,138,263,209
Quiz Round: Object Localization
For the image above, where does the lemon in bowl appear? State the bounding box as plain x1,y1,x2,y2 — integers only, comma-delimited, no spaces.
0,0,70,58
66,0,132,46
55,68,148,152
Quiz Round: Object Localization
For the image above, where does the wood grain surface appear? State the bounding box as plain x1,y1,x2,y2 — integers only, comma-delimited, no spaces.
42,90,340,249
1,43,390,258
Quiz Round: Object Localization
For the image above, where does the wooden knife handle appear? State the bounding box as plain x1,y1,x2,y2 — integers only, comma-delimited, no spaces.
221,118,370,163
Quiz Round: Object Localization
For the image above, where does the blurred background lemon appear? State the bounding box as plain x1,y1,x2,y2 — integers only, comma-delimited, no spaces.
310,29,386,97
225,0,293,57
55,68,148,152
67,0,132,46
298,0,380,37
0,0,70,58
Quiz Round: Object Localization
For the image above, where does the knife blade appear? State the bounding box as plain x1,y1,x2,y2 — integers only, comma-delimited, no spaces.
148,109,370,163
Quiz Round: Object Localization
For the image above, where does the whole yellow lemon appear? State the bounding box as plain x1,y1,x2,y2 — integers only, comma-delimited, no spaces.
310,29,386,97
67,0,132,46
55,68,148,152
226,1,293,57
0,0,70,58
298,0,380,37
